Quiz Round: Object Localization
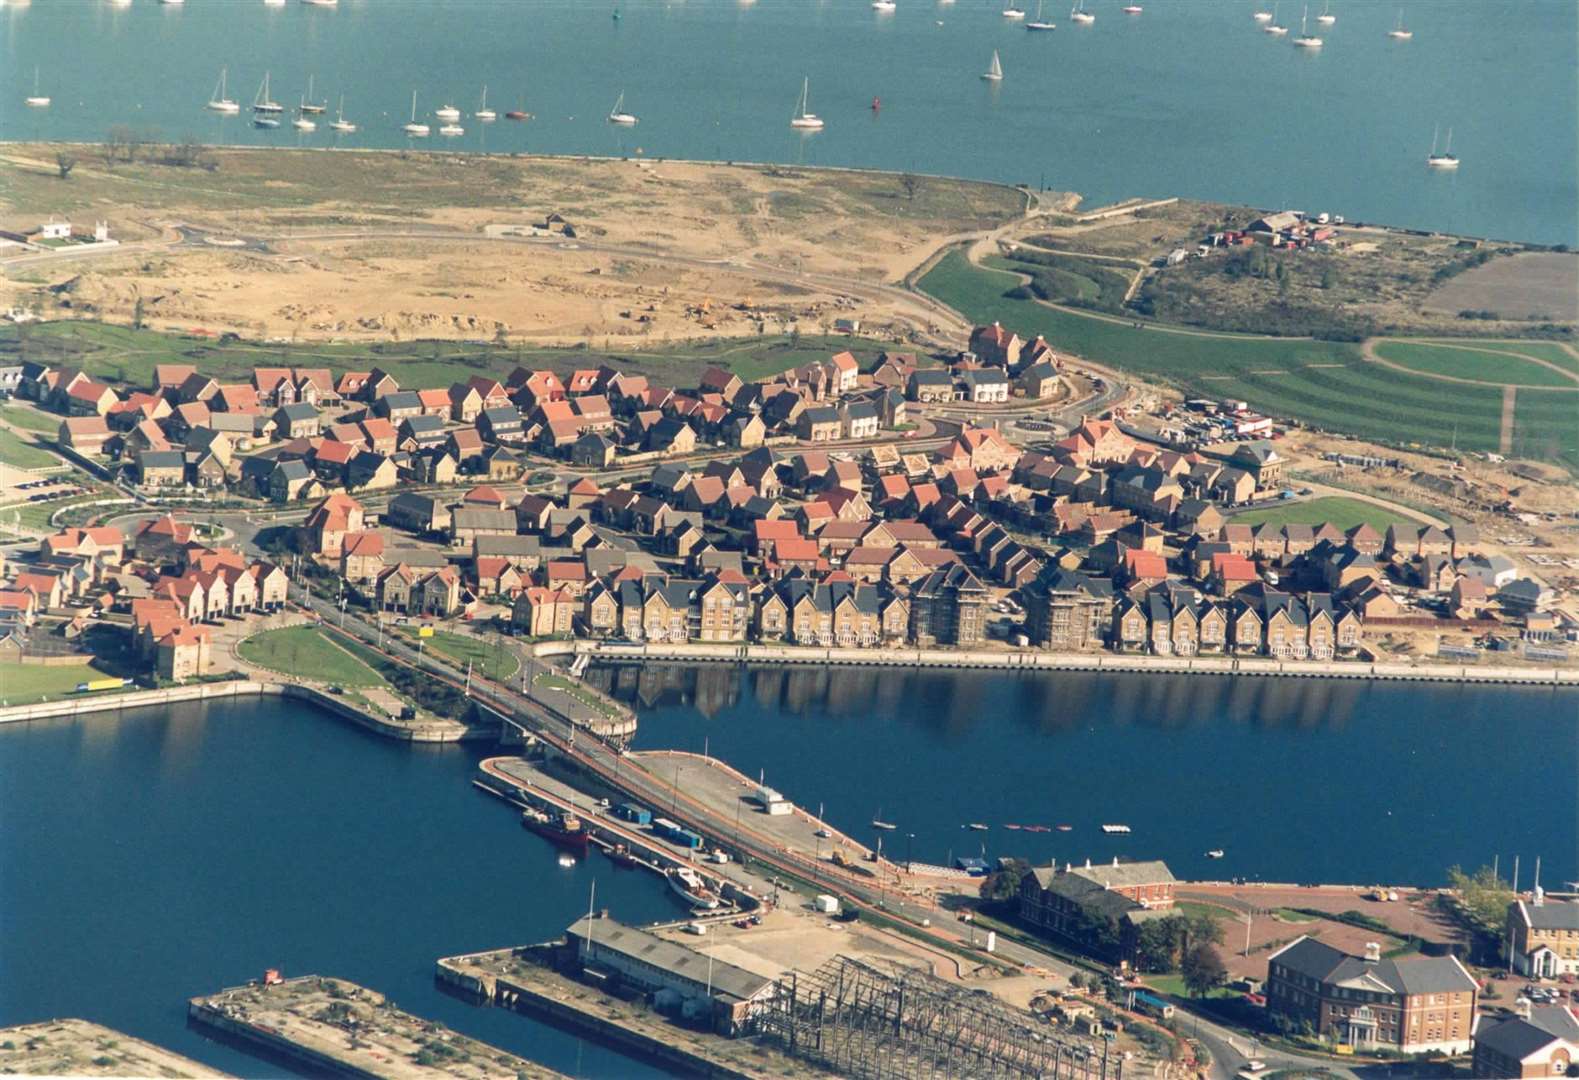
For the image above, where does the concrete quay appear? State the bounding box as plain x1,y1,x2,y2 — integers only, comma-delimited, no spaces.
0,1018,228,1078
436,947,802,1080
570,639,1578,686
188,974,565,1080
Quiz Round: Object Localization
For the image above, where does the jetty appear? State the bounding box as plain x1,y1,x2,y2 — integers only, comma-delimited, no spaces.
188,974,566,1079
0,1019,226,1078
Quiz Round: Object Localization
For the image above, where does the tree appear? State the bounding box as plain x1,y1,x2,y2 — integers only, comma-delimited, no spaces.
56,153,77,180
900,173,920,201
980,858,1029,901
1447,864,1514,933
131,296,146,330
1181,943,1227,998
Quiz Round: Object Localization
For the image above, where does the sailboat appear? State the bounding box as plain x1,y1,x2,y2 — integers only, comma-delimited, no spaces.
434,100,461,122
403,91,430,136
24,67,50,109
981,49,1004,81
1026,0,1055,31
1070,0,1094,24
1263,3,1288,34
607,91,638,125
1315,0,1335,24
329,95,356,132
1426,126,1459,169
207,67,239,113
475,86,496,122
1387,9,1412,38
789,77,824,130
253,72,283,114
292,96,317,132
1122,4,1143,13
300,75,326,114
1293,6,1322,47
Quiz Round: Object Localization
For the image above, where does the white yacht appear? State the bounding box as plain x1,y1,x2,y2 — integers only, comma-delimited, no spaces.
439,122,465,136
607,91,638,125
252,72,283,114
24,67,50,108
1263,5,1288,34
1315,0,1335,24
402,91,430,136
292,99,317,131
264,0,287,7
434,101,461,122
207,67,239,113
299,75,326,114
789,77,824,130
1427,126,1459,169
1122,4,1143,12
1293,7,1322,47
1387,9,1412,38
329,95,356,132
474,85,496,122
1069,0,1094,23
1026,0,1055,30
302,0,338,6
1253,7,1273,21
871,0,896,10
1002,5,1026,19
981,49,1004,81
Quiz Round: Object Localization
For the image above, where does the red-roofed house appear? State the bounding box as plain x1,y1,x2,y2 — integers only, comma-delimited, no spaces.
156,622,213,680
302,493,366,557
340,530,386,584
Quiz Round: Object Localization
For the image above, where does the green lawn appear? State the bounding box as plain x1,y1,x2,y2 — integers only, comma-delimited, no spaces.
1,406,64,434
1231,496,1420,532
1511,388,1579,471
1371,340,1579,389
238,626,386,687
916,250,1523,455
0,660,118,705
1411,338,1579,375
534,672,619,719
1142,973,1236,1001
0,426,61,470
400,628,519,682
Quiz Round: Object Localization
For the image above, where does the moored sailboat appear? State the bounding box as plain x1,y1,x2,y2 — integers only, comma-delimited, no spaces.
329,95,356,132
1387,8,1412,38
607,91,638,125
207,66,239,113
981,49,1004,81
402,90,430,136
475,85,496,122
1293,6,1322,47
253,71,283,114
1026,0,1055,31
24,67,50,108
1426,125,1459,169
1069,0,1094,23
789,77,824,130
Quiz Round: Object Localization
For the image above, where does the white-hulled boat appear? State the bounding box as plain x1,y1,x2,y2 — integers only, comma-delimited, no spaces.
207,67,239,113
871,0,896,10
1122,4,1143,13
24,67,50,109
1101,823,1132,834
981,49,1004,81
1069,0,1094,23
1264,5,1288,34
402,90,430,136
607,91,638,125
329,95,356,132
439,121,465,136
789,77,824,130
1253,7,1273,21
292,99,316,132
253,72,283,114
302,0,338,6
1207,849,1225,859
1426,126,1459,169
253,114,279,129
1026,0,1055,30
160,0,185,6
264,0,287,7
666,866,720,910
1293,7,1322,47
474,85,496,122
300,75,326,114
1387,9,1411,38
1002,5,1026,19
434,101,461,122
1315,0,1335,24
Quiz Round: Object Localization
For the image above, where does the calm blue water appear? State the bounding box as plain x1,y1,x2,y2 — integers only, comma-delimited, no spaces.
595,663,1579,888
2,0,1574,246
0,699,678,1079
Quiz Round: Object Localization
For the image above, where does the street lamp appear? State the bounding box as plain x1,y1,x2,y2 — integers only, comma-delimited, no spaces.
905,832,914,874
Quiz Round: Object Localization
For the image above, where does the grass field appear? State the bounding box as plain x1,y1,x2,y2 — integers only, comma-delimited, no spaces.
401,628,519,682
1371,341,1579,388
917,250,1578,460
534,672,620,719
0,406,64,434
1231,497,1418,532
0,321,890,395
0,660,115,705
0,426,60,470
1512,389,1579,470
238,626,385,687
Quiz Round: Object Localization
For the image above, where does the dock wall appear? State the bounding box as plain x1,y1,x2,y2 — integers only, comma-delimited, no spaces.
566,641,1577,686
187,1000,380,1080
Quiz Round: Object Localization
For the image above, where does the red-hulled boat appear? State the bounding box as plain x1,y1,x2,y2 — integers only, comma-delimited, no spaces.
522,808,590,854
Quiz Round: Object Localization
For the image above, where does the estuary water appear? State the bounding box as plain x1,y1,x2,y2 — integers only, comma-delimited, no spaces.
2,0,1575,246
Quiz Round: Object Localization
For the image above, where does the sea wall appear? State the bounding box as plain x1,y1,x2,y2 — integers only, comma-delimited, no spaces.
566,640,1578,686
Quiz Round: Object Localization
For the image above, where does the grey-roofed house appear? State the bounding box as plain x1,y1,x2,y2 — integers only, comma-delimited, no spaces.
386,492,451,535
372,390,423,421
272,402,321,439
1473,1007,1579,1079
1018,858,1176,962
478,406,526,444
449,508,518,549
1508,897,1579,978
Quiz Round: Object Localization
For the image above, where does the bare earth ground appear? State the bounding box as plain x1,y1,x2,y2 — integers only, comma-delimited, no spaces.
1424,251,1579,321
1,147,1036,345
0,1018,228,1078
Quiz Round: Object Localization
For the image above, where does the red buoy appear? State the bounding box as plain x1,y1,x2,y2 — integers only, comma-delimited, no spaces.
871,96,881,111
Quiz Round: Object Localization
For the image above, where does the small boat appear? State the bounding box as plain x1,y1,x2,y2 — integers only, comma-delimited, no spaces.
612,7,620,19
871,818,897,831
981,49,1004,82
666,866,721,909
25,67,50,109
253,115,280,129
1069,0,1094,23
1002,5,1026,19
329,95,356,132
475,85,496,122
264,0,287,7
160,0,185,6
1315,0,1335,23
299,75,326,114
521,807,591,853
605,843,639,868
789,77,824,130
403,91,430,136
1122,3,1142,12
439,122,465,136
1025,0,1055,30
505,108,532,121
1055,824,1073,832
1387,8,1411,38
434,101,461,122
302,0,339,6
965,822,989,832
1004,824,1023,831
1206,849,1225,859
607,91,638,125
1253,7,1273,21
871,0,895,10
207,67,239,113
1101,824,1132,834
871,96,881,111
292,104,316,132
253,71,283,114
1426,125,1459,169
1293,6,1322,47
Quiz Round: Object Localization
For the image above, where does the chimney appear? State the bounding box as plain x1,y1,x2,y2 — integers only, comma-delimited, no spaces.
1065,861,1073,873
1113,856,1120,867
1363,942,1381,963
1084,857,1091,869
1515,996,1532,1020
1533,857,1543,906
